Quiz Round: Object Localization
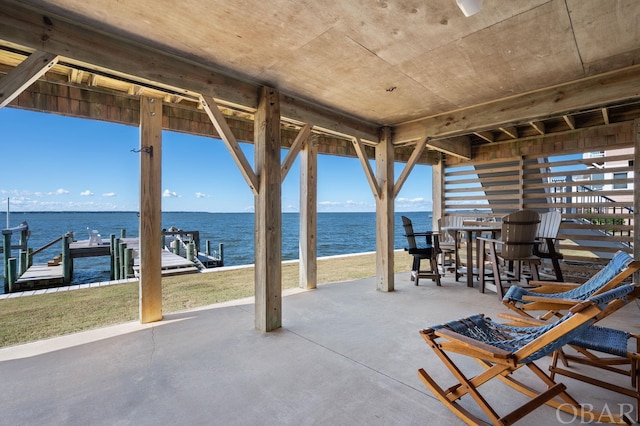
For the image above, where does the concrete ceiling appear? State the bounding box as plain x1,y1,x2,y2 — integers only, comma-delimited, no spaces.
1,0,640,161
5,0,640,128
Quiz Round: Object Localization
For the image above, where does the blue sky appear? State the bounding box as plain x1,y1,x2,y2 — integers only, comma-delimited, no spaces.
0,108,433,212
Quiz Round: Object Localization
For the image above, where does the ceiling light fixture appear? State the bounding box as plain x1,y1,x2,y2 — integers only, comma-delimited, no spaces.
456,0,483,17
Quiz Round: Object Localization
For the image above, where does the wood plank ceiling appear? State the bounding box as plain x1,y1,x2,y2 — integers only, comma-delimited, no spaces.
0,0,639,160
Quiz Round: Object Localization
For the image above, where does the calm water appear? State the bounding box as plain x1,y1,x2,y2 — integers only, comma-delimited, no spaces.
0,211,432,290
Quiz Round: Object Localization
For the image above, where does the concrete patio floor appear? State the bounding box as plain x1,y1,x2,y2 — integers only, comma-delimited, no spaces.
0,272,638,425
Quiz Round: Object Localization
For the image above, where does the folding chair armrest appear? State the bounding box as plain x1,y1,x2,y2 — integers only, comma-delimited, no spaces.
521,295,580,305
497,313,547,326
434,328,512,359
525,282,581,293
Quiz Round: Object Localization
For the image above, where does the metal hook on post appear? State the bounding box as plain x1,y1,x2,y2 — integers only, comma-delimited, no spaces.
131,146,153,156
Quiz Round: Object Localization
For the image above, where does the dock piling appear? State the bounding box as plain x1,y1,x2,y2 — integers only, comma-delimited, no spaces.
118,242,127,280
7,257,16,292
2,230,10,292
62,233,72,284
124,247,134,278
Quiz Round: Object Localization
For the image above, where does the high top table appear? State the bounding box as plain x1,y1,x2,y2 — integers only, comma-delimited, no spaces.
441,224,502,288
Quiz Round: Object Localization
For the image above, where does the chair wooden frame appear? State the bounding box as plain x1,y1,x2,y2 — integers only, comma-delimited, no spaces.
401,216,441,286
534,211,564,281
418,284,639,425
502,250,640,320
501,250,640,422
478,210,541,299
550,327,640,423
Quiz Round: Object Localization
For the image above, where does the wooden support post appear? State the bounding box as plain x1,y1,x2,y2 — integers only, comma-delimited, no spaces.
139,96,163,324
218,243,224,265
121,229,126,238
376,127,395,292
432,153,444,227
254,86,282,332
299,135,317,289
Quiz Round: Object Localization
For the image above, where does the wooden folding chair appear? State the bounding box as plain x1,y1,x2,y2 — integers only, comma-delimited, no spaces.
418,284,639,425
550,326,640,423
502,250,640,320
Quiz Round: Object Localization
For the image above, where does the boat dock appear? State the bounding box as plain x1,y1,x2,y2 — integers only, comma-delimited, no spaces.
14,238,199,289
3,226,224,292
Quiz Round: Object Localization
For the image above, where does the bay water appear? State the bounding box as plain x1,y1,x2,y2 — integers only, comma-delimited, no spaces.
0,211,432,292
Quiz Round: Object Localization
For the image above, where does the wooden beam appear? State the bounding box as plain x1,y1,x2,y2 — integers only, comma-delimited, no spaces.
602,107,610,125
427,136,472,160
394,64,640,142
375,127,394,292
138,96,163,324
199,95,259,195
563,115,576,130
500,126,518,139
299,135,317,290
353,136,381,199
0,2,378,142
530,121,545,135
0,50,58,108
254,86,282,332
393,137,427,198
281,124,311,183
474,131,494,143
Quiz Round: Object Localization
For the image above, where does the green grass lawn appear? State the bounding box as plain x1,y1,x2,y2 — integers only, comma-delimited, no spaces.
0,251,410,348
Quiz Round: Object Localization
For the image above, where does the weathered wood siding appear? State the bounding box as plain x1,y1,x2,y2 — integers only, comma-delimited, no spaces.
443,122,636,279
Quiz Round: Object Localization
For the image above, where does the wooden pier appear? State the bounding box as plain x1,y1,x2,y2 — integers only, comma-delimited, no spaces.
13,238,206,290
4,226,223,292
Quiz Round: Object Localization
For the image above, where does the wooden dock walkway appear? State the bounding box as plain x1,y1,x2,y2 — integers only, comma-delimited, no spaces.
14,238,200,290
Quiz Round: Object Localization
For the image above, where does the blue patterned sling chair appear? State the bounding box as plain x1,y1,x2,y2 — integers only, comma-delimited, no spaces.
417,284,640,425
502,250,640,320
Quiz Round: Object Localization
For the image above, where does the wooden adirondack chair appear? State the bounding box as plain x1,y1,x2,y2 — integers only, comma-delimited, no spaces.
534,210,564,281
477,210,541,299
401,216,441,286
437,216,463,275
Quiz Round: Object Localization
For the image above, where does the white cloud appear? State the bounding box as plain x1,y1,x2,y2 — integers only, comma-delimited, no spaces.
48,188,69,196
102,192,117,197
195,192,208,198
80,190,94,196
163,189,179,198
